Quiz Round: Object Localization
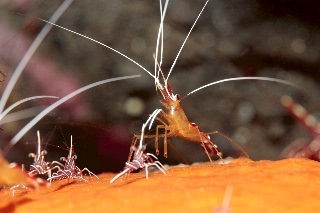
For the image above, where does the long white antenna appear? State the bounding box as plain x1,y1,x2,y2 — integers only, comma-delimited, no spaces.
0,106,46,125
37,130,41,156
138,108,162,150
0,96,58,121
6,75,140,153
184,77,299,98
166,0,210,81
0,0,74,114
38,19,155,79
154,0,169,78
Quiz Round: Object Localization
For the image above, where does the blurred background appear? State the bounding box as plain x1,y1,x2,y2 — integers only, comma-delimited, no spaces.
0,0,320,174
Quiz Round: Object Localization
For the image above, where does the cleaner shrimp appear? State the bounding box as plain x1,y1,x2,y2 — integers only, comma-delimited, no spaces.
110,110,167,183
47,135,98,183
41,0,297,163
27,131,63,179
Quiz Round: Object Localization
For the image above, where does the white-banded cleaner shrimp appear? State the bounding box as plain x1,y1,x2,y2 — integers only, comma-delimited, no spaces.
110,110,167,183
109,144,167,184
28,131,64,179
47,135,98,183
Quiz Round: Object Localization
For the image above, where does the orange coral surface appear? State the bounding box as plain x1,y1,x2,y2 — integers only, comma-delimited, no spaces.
1,158,320,212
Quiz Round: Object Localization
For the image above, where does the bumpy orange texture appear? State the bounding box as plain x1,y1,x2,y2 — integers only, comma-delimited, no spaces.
1,158,320,212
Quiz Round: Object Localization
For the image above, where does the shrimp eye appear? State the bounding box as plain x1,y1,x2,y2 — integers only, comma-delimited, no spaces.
175,94,180,100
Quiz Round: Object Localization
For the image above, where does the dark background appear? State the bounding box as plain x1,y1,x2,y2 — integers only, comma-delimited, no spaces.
0,0,320,174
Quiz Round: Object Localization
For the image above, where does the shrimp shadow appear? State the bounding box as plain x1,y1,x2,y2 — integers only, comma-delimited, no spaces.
50,178,95,192
110,175,152,186
49,180,78,192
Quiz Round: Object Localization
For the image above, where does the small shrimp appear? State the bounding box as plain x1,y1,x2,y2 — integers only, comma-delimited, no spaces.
47,136,98,183
109,144,166,184
110,111,167,183
28,131,63,179
280,95,320,160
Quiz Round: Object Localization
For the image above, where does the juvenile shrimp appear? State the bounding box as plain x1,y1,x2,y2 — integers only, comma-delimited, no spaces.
109,144,166,184
28,131,63,179
110,110,167,183
280,95,320,160
47,135,98,183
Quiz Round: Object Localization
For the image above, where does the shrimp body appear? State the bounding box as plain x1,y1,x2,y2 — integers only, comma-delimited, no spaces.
47,136,98,182
110,145,166,184
28,131,63,179
155,80,222,158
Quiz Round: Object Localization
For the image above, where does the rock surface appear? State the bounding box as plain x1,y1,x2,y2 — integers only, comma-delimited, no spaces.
1,157,320,212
